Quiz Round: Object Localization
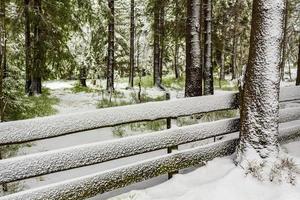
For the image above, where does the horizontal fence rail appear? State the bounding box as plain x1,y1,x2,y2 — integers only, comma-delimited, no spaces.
1,107,300,184
1,121,300,200
0,86,299,145
0,93,239,145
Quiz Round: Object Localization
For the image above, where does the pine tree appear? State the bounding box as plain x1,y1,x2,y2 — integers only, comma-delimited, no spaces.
203,0,213,95
30,0,43,95
107,0,115,92
24,0,31,94
185,0,202,97
129,0,135,88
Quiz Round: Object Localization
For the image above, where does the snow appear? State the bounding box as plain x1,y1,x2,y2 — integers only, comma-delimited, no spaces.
109,142,300,200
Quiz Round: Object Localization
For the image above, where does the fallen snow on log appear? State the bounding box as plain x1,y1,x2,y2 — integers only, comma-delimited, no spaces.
109,141,300,200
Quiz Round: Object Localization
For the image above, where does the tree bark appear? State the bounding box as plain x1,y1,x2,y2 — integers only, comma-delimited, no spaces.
185,0,202,97
31,0,43,95
25,0,31,94
129,0,135,88
159,2,165,80
280,0,288,81
107,0,115,92
231,2,238,80
236,0,285,171
79,65,87,87
173,0,180,79
153,0,161,87
203,0,213,95
0,0,5,122
297,36,300,86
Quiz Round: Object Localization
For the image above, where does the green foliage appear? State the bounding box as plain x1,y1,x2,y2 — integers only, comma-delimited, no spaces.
7,88,59,121
162,75,185,90
70,83,97,93
2,74,58,121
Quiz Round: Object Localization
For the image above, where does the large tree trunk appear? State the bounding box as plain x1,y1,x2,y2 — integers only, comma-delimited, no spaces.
236,0,285,173
297,36,300,86
128,0,135,88
185,0,202,97
153,0,161,87
31,0,43,95
107,0,115,92
280,0,288,81
203,0,213,95
25,0,31,94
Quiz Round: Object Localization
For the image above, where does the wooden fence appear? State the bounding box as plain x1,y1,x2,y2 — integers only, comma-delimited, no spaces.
0,86,300,200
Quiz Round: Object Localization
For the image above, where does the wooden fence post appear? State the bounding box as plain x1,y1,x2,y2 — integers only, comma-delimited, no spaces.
166,92,179,179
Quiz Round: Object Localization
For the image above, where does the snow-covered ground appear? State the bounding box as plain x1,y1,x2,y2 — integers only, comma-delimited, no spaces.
109,141,300,200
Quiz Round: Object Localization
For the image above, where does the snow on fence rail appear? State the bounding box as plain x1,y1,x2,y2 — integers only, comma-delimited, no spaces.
1,122,300,200
0,86,299,200
1,107,300,184
0,86,298,145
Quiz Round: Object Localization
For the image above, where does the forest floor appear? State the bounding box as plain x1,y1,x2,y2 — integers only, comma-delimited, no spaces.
4,72,300,199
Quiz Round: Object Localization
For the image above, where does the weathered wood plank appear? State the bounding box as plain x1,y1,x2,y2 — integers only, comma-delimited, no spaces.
1,107,300,184
0,139,239,200
0,118,240,184
0,93,239,145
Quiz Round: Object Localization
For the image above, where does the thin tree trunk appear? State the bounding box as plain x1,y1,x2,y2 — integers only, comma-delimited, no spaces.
280,0,288,81
79,65,87,87
0,0,4,122
174,0,180,79
129,0,135,88
153,0,161,87
220,43,225,80
0,0,7,191
31,0,42,95
25,0,31,94
159,2,165,80
236,0,285,172
296,36,300,86
185,0,202,97
203,0,213,95
107,0,114,92
231,10,238,80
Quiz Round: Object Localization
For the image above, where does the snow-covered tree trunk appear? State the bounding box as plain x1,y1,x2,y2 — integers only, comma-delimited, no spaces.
159,2,165,80
153,0,161,87
129,0,135,88
203,0,213,95
236,0,285,172
107,0,115,92
185,0,202,97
